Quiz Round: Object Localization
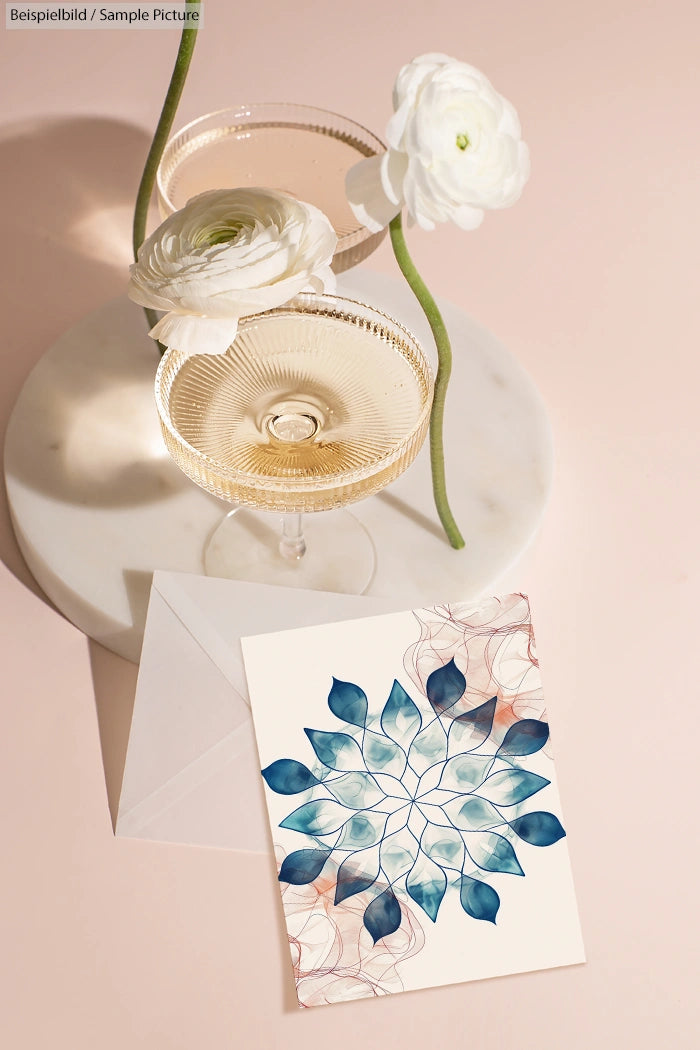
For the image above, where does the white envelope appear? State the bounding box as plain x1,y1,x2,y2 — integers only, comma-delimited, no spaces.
116,571,401,853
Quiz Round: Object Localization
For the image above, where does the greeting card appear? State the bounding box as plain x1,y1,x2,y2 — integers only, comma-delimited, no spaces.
242,594,585,1006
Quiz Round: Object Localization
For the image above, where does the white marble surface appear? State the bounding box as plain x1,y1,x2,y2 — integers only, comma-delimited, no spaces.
4,269,552,662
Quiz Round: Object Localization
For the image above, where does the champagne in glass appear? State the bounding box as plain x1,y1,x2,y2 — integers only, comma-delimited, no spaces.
157,104,387,273
155,295,433,593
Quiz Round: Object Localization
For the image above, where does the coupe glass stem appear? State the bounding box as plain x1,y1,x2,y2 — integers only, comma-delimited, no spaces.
279,513,307,562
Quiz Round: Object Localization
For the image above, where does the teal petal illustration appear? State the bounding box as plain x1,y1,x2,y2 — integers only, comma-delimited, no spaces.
407,719,447,775
406,852,447,922
438,753,493,793
510,811,566,846
371,772,411,800
328,677,368,728
261,758,320,795
279,848,332,886
335,846,381,904
417,801,455,828
327,771,385,809
444,795,505,832
280,798,354,837
362,730,406,777
381,679,422,748
459,874,500,923
304,728,365,771
447,697,497,756
496,719,549,757
364,887,402,944
380,834,417,881
466,831,525,875
426,658,466,715
270,665,564,939
477,768,550,807
334,811,389,851
420,824,465,869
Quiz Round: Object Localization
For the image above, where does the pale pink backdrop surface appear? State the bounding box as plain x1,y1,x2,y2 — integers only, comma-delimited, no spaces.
1,2,698,1047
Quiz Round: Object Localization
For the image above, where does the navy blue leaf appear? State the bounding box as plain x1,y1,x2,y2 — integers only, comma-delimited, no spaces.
466,831,525,876
363,888,402,944
406,855,447,922
510,811,566,846
279,848,331,885
496,718,549,757
304,728,364,771
261,759,320,795
454,696,497,737
381,679,422,746
426,658,466,715
459,875,500,924
328,678,368,727
334,858,380,905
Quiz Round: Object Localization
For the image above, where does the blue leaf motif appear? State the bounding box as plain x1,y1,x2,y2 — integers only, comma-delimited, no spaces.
406,852,447,922
279,848,331,885
381,680,422,747
420,824,465,870
362,731,406,777
363,887,402,944
466,831,525,875
380,834,417,880
459,875,500,923
326,771,384,810
304,728,365,771
448,697,497,755
328,678,368,728
477,768,550,807
426,658,466,715
279,798,353,837
496,719,549,757
407,719,446,775
335,811,388,851
335,852,380,904
445,795,505,832
510,811,566,846
438,754,493,793
261,759,320,795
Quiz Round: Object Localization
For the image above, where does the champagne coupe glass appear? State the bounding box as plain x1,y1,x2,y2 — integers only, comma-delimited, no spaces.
155,294,433,593
156,103,387,273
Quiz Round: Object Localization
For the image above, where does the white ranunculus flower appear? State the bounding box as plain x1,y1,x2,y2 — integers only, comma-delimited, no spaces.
128,187,337,355
346,53,530,232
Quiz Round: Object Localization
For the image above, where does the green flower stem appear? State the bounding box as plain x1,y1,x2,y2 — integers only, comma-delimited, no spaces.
132,0,200,344
389,212,465,550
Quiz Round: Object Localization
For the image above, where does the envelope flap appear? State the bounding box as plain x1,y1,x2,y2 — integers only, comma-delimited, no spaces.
153,571,403,704
153,570,253,701
118,571,403,852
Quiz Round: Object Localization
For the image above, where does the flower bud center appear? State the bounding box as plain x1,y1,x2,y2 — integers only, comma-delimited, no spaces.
456,133,470,151
203,223,243,246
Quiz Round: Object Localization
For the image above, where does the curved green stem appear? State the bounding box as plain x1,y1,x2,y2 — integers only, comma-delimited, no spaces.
132,0,200,347
389,213,465,549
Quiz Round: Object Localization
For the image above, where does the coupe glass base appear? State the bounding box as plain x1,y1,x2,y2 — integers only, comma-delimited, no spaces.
203,507,376,593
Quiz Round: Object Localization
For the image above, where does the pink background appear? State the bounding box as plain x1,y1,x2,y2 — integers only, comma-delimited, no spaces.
1,2,698,1046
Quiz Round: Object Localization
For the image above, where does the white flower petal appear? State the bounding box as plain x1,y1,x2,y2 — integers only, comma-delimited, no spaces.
345,154,401,233
365,53,529,231
128,187,338,350
150,312,240,356
380,148,408,207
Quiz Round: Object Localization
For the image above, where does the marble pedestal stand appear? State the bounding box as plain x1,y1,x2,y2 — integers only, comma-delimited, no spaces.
4,270,552,663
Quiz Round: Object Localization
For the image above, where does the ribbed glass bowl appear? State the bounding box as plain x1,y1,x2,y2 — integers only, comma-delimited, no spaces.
156,103,387,273
155,294,433,514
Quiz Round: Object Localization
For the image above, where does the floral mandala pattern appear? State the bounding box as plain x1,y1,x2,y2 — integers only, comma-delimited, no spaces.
262,658,565,944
